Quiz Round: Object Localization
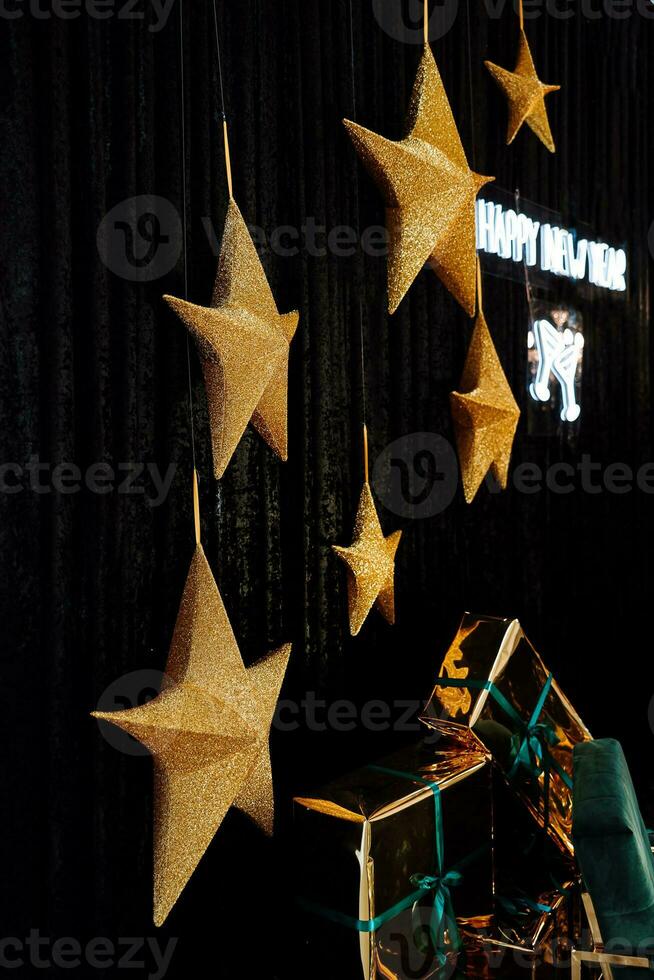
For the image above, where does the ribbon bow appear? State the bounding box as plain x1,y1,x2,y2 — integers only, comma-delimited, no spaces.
433,672,573,838
409,870,463,964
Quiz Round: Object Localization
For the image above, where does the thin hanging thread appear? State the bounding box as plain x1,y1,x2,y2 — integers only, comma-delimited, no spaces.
476,256,483,313
348,0,368,483
424,0,429,44
518,0,524,30
212,0,233,198
179,0,199,541
465,0,477,171
515,188,536,326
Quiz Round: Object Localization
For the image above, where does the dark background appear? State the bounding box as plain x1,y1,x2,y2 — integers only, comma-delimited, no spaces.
1,0,653,976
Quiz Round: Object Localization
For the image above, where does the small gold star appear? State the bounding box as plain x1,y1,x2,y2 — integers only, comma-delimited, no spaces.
485,30,560,153
450,310,520,503
164,199,299,479
343,45,493,316
92,544,291,926
332,482,402,636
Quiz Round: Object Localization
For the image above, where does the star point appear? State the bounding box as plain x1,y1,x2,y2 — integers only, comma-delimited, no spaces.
164,199,298,478
485,30,560,153
92,544,291,925
450,310,520,503
344,44,494,316
332,482,402,636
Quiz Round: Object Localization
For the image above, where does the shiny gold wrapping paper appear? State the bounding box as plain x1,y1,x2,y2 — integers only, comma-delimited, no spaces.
294,740,493,980
420,613,592,855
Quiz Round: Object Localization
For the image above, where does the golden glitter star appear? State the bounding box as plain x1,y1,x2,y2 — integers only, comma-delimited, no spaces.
485,30,560,153
450,310,520,503
332,482,402,636
343,44,493,316
92,544,291,926
164,199,299,478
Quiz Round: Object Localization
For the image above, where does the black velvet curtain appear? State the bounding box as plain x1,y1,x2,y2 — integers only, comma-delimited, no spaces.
1,1,653,975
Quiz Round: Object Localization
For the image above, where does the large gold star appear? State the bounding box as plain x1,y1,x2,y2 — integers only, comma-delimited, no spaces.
485,30,560,153
92,544,291,926
450,310,520,503
343,44,493,316
164,199,299,478
332,482,402,636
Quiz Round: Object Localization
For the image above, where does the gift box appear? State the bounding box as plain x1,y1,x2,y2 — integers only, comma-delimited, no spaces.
294,739,494,980
486,771,580,960
420,613,592,855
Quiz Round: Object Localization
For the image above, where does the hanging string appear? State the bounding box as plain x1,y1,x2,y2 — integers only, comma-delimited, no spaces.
518,0,524,31
476,256,483,313
515,188,537,327
212,0,233,199
424,0,429,45
348,0,369,483
179,0,199,539
465,0,477,171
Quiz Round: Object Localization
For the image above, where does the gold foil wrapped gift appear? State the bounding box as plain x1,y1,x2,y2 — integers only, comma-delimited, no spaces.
420,613,592,855
294,739,493,980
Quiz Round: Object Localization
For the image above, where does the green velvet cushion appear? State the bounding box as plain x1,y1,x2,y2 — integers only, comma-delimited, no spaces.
573,739,654,976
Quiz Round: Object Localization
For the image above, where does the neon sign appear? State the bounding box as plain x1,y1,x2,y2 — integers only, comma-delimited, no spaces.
527,307,584,424
476,199,627,292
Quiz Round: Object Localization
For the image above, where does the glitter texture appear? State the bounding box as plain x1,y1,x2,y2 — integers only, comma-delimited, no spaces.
450,310,520,504
343,44,493,316
332,482,402,636
164,199,299,478
485,30,560,153
92,544,291,926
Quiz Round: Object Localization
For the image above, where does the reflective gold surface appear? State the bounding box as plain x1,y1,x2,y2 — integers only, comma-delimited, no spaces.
421,613,591,854
294,740,494,979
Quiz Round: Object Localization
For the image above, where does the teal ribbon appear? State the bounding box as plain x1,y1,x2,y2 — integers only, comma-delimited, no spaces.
432,674,572,833
496,891,553,920
298,765,481,968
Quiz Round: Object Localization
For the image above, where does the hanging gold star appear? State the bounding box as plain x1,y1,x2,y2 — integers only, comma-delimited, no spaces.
343,45,493,316
332,482,402,636
450,310,520,503
485,30,560,153
92,544,291,926
164,199,299,478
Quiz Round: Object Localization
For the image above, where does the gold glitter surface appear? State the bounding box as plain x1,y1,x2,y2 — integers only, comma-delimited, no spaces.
92,545,291,926
163,199,299,478
343,44,493,316
450,310,520,504
332,482,402,637
485,30,560,153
